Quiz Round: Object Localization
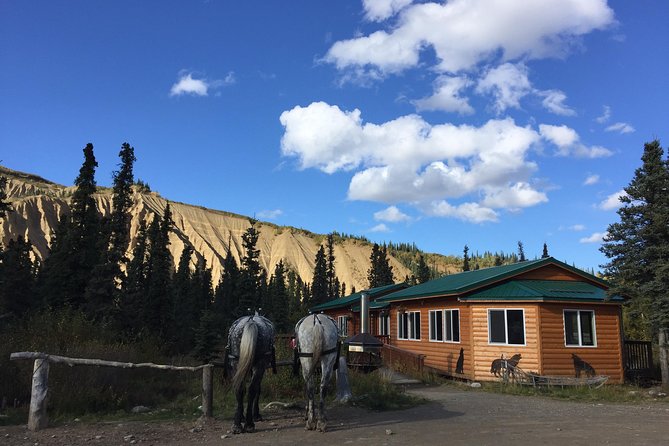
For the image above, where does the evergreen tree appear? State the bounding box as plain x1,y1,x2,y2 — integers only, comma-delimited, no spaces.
214,247,240,329
109,143,136,281
494,254,503,266
367,243,394,288
286,268,304,326
462,245,470,271
39,144,100,309
0,175,10,219
268,260,289,333
237,218,262,314
0,236,37,318
325,233,338,299
144,206,174,339
517,241,526,262
542,243,549,259
311,245,328,306
192,309,222,363
417,254,431,284
601,140,669,389
119,219,149,335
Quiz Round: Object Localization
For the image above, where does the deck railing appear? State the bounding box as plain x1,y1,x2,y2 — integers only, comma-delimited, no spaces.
623,340,655,381
380,343,425,377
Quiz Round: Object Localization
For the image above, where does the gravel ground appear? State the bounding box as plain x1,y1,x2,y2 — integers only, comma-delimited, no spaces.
2,385,668,446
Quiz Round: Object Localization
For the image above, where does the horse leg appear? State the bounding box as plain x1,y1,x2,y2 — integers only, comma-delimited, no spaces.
317,359,333,432
231,384,245,434
244,368,261,433
252,368,266,422
305,374,317,430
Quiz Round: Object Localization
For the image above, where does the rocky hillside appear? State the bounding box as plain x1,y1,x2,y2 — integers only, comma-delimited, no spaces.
0,166,460,290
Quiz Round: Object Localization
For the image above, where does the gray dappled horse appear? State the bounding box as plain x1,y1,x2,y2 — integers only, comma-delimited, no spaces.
224,313,276,434
294,313,340,432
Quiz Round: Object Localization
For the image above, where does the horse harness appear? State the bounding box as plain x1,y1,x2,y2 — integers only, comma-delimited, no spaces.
293,314,341,373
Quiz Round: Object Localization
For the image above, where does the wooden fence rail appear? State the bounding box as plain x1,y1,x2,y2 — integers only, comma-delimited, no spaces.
10,352,214,431
380,344,425,377
623,340,655,382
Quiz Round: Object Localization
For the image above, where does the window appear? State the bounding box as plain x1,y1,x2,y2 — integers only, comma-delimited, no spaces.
378,313,390,336
429,310,443,341
488,309,525,345
564,310,596,347
429,309,460,342
445,309,460,343
398,311,421,340
337,315,348,337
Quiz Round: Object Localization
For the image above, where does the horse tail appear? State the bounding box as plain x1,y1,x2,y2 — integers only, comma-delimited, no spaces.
305,320,324,380
232,320,258,393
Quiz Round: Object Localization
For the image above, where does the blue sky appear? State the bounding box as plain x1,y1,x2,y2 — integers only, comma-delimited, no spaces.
1,1,668,272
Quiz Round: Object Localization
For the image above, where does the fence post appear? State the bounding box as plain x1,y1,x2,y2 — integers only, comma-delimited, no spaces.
28,359,49,431
201,364,214,418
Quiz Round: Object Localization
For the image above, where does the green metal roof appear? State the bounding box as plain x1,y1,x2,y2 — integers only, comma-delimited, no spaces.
464,280,623,302
377,257,609,303
309,282,408,312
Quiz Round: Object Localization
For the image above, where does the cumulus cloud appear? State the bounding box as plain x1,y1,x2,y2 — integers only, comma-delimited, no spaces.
280,101,551,223
374,206,412,222
363,0,413,22
539,90,576,116
567,224,586,231
584,174,600,186
599,189,628,210
595,105,611,123
257,209,283,220
169,71,234,97
476,63,532,114
539,124,613,158
413,75,474,114
170,73,209,96
580,232,607,244
369,223,391,233
605,122,635,134
325,0,614,77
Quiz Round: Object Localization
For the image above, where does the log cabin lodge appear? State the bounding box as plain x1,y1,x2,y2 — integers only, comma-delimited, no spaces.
310,257,625,383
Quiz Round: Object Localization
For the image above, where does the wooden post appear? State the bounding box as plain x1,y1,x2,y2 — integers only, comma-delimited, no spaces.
28,359,49,431
201,364,214,418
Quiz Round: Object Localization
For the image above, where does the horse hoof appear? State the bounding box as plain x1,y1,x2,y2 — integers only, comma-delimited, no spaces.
305,421,316,431
253,414,264,422
317,421,327,432
231,424,243,435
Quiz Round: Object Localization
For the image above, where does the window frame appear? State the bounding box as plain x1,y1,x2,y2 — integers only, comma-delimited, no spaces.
487,308,526,346
398,310,421,341
337,315,349,337
429,310,444,342
444,309,460,343
563,309,597,348
378,313,390,336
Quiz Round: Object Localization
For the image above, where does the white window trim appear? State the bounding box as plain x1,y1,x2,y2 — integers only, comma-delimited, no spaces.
444,309,461,344
563,309,598,348
429,310,444,342
378,314,390,336
398,310,421,341
337,315,348,337
487,308,527,346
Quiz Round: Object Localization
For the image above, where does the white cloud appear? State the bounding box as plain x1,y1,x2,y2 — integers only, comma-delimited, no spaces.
325,0,614,77
369,223,391,233
170,73,209,97
605,122,635,134
599,189,628,210
539,124,613,158
570,224,586,231
580,232,607,244
584,174,600,186
280,101,550,223
170,71,234,97
363,0,413,22
595,105,611,123
476,63,532,114
257,209,283,220
374,206,412,222
425,201,498,223
539,90,576,116
413,75,474,114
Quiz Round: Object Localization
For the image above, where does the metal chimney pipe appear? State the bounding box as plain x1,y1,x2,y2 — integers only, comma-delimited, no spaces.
360,292,369,334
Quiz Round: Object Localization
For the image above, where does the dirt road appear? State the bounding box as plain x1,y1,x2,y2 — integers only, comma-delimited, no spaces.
2,385,668,445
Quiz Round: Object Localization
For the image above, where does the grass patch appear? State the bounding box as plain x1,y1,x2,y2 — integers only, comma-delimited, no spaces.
347,369,425,411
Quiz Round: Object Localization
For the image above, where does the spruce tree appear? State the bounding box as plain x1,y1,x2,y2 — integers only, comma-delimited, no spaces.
237,218,262,315
417,254,431,284
311,245,328,306
120,219,149,335
144,205,174,340
0,236,37,318
542,243,549,259
517,241,526,262
0,175,10,219
462,245,470,271
214,247,240,328
325,233,338,299
269,260,289,332
367,243,394,288
601,140,669,389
